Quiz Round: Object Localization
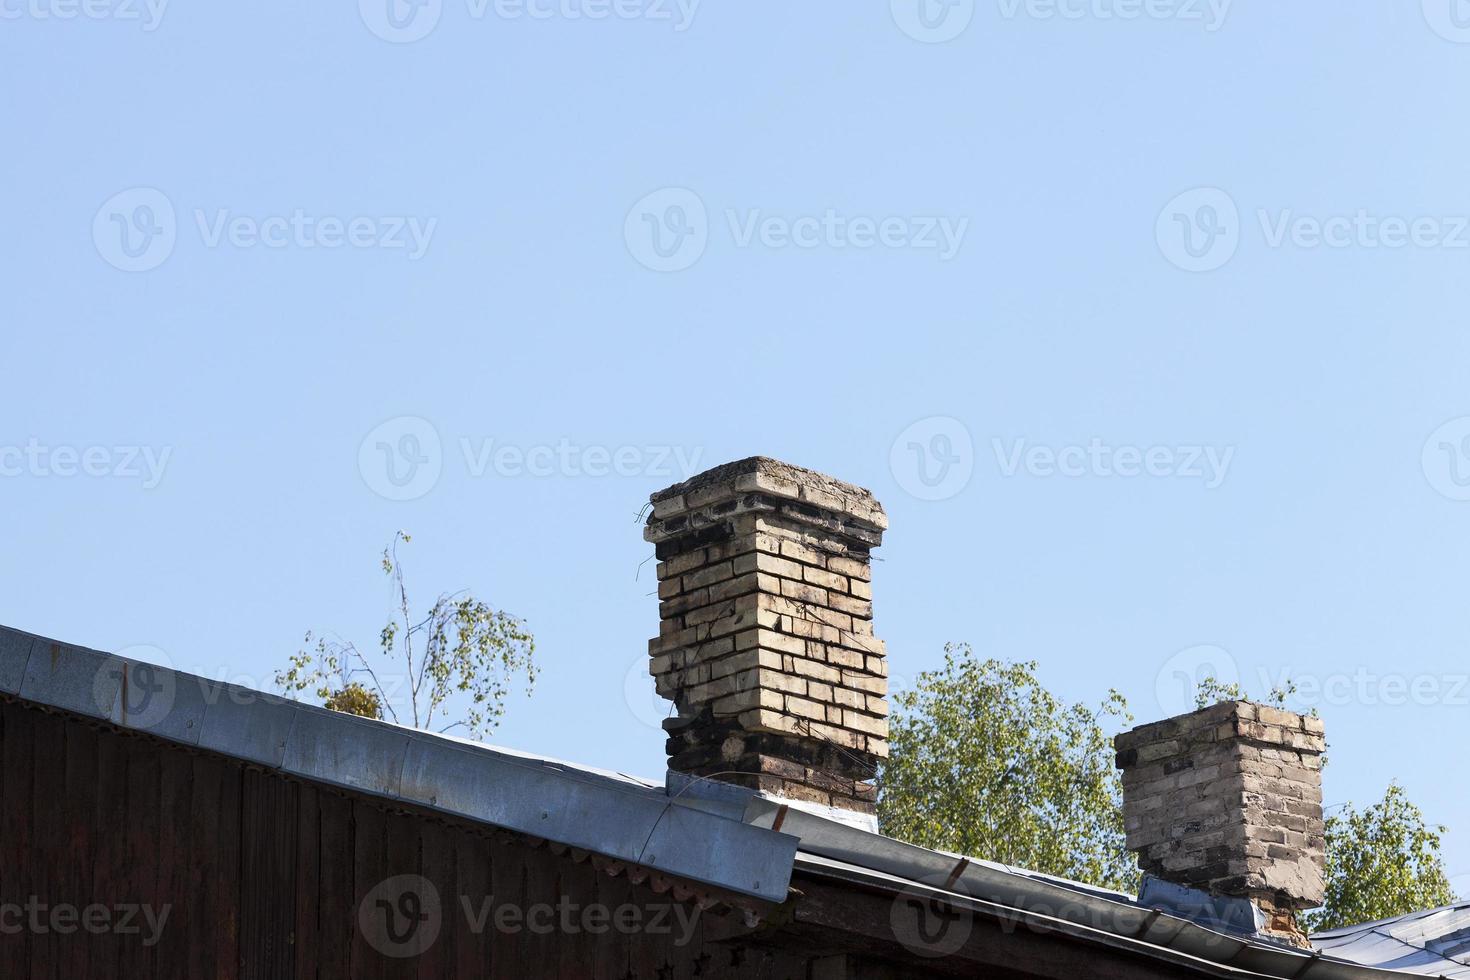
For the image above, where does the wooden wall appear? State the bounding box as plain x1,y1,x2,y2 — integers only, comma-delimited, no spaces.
0,697,834,979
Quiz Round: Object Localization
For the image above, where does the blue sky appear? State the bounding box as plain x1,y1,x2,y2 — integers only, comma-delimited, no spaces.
5,1,1470,892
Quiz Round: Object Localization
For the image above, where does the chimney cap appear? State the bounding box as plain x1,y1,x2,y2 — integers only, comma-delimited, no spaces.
646,456,887,544
1114,699,1326,757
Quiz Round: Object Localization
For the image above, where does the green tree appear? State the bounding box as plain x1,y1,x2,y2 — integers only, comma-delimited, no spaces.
1302,784,1457,933
877,644,1137,892
277,531,537,740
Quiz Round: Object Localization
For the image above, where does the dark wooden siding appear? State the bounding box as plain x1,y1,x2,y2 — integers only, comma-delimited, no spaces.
0,698,873,979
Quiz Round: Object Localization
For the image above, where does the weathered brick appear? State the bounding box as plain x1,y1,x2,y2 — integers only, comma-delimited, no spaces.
646,457,887,816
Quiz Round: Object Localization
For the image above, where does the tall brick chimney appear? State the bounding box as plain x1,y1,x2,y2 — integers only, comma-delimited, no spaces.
1114,701,1327,947
645,458,888,815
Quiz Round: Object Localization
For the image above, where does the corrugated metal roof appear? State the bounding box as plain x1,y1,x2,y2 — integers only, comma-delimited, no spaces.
1312,904,1470,977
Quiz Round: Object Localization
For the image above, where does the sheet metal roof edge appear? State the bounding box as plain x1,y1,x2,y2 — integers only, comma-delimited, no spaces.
754,800,1427,980
0,624,798,904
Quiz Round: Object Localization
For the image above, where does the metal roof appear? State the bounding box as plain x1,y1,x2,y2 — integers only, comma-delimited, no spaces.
1311,904,1470,977
1,622,1462,978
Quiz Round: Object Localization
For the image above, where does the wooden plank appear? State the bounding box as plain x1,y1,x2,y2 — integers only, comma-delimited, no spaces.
0,704,34,971
350,799,387,980
240,768,298,980
314,790,353,978
454,828,491,979
488,834,531,980
119,737,163,980
382,807,422,980
292,782,322,980
90,723,128,978
59,719,100,980
415,819,452,980
216,755,243,980
29,710,66,980
154,746,194,980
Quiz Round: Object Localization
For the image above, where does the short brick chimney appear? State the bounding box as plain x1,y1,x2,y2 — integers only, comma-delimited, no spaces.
645,458,888,815
1114,701,1327,947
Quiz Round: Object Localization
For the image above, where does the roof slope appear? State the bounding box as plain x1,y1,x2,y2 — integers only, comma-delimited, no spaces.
1,622,1459,979
1312,904,1470,977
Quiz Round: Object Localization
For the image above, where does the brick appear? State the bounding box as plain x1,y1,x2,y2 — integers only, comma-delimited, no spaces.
826,555,871,581
733,551,806,581
779,538,826,566
789,657,842,683
803,565,849,592
828,593,871,618
780,579,828,605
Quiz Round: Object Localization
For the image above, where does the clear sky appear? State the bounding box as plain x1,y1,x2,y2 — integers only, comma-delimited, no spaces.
4,1,1470,894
